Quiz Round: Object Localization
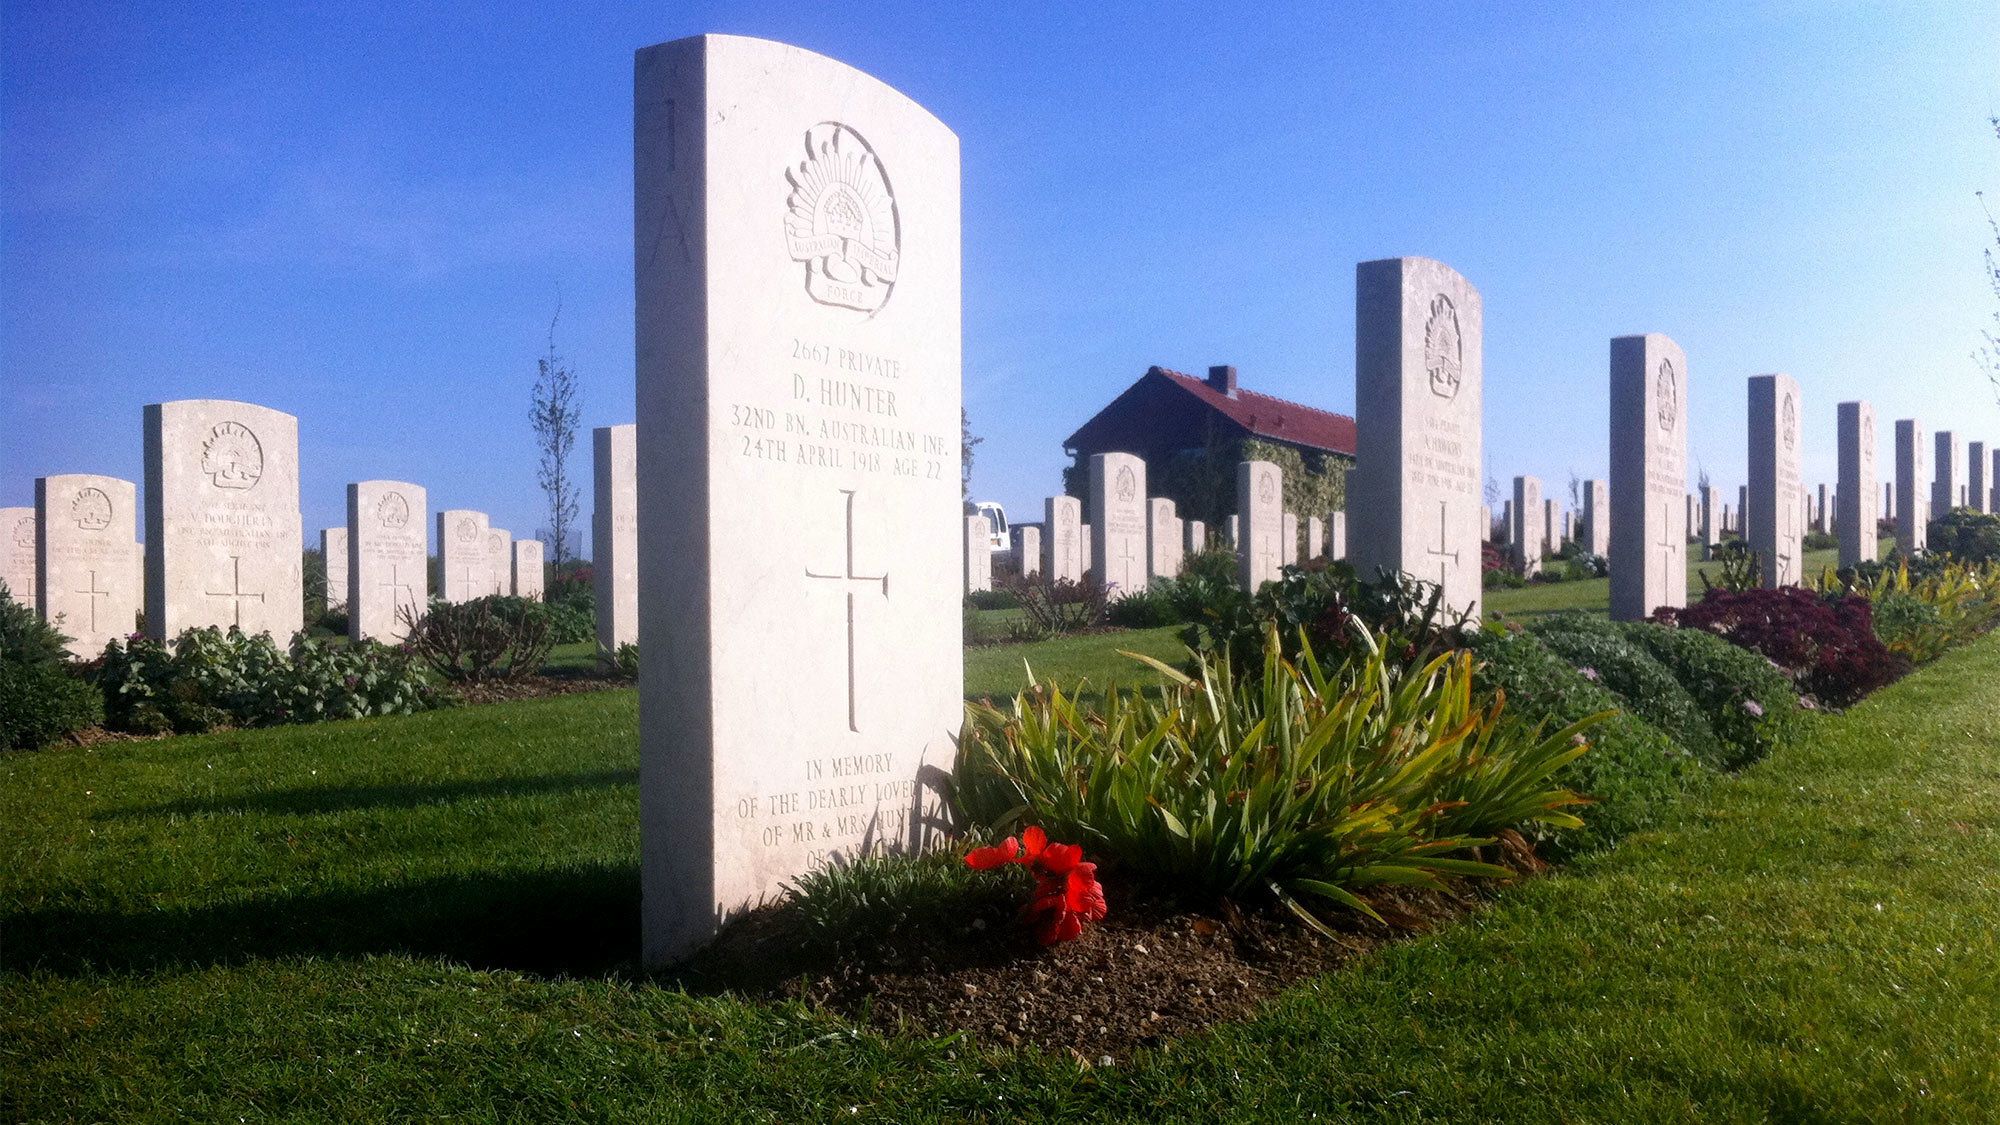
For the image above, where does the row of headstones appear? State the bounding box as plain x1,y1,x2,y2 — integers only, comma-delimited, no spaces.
960,457,1351,595
624,36,2000,963
0,398,546,656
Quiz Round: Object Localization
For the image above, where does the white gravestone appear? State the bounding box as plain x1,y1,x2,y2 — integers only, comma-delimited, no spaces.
1237,461,1284,589
964,515,992,593
1183,519,1206,556
1512,476,1542,576
1582,479,1610,556
634,34,960,964
1042,496,1082,583
1933,431,1963,516
1225,514,1239,547
1089,452,1149,597
1080,524,1093,575
1895,420,1927,555
1328,511,1348,561
143,399,303,641
1281,512,1299,566
1701,486,1722,559
1480,504,1493,543
1748,374,1804,587
1969,441,1988,515
36,475,141,656
0,507,34,606
1837,402,1878,568
1883,482,1894,523
1305,516,1324,561
1814,484,1828,532
437,510,491,603
1013,525,1041,578
1609,335,1688,620
486,529,514,596
1543,499,1560,555
594,424,640,651
1147,498,1181,580
1351,257,1482,618
1991,449,1999,511
514,539,546,601
321,528,348,612
347,481,427,643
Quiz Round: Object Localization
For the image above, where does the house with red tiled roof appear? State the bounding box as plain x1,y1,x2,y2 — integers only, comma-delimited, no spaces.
1060,365,1354,526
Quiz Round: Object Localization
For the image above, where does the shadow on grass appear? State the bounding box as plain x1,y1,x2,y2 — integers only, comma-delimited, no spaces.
92,768,638,821
5,862,641,980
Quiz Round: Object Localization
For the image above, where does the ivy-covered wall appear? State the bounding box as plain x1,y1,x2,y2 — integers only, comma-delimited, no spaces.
1061,436,1350,532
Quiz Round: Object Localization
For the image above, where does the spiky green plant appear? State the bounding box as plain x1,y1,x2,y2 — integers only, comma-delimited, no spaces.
955,620,1601,932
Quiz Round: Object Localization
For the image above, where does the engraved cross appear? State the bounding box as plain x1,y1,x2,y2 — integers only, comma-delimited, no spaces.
379,563,416,615
75,569,111,632
205,556,264,627
1424,501,1460,586
805,489,889,733
1655,500,1680,587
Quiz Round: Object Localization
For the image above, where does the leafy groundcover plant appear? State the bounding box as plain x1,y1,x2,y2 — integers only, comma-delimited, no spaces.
1653,586,1901,707
956,620,1597,932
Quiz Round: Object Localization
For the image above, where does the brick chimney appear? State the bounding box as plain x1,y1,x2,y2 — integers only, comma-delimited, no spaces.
1207,364,1238,398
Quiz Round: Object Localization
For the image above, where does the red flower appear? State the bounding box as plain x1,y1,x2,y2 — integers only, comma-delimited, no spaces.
964,836,1020,870
963,826,1109,945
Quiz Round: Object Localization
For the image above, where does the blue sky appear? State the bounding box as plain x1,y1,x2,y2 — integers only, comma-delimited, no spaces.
5,1,1997,546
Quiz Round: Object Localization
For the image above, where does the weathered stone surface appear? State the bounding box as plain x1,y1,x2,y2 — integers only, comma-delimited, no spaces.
1089,452,1148,597
1281,512,1299,566
1147,498,1181,580
321,528,349,611
1225,514,1239,546
1582,479,1609,556
1237,461,1283,589
1700,486,1722,558
1610,334,1688,620
634,34,960,965
36,475,141,656
347,481,427,643
485,528,514,596
1969,441,1988,514
1512,477,1542,576
1042,496,1082,582
1480,504,1493,542
1305,516,1324,561
1183,519,1206,556
593,424,639,651
1933,431,1963,516
1748,375,1803,587
1543,499,1559,555
1081,524,1094,575
1837,402,1878,568
0,507,34,606
437,510,491,603
1013,525,1041,578
143,399,303,641
1895,420,1927,555
1328,511,1348,561
514,539,546,600
964,516,992,593
1351,257,1482,618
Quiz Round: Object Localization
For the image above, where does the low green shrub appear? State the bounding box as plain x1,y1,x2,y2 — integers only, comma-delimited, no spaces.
1105,584,1180,628
1528,613,1727,770
1181,560,1472,681
1926,509,2000,564
0,587,104,750
402,596,555,683
0,659,103,750
542,599,594,645
1002,573,1106,639
957,622,1590,930
1465,628,1698,858
603,642,639,680
1803,530,1838,552
965,588,1020,611
1617,620,1802,770
94,628,443,734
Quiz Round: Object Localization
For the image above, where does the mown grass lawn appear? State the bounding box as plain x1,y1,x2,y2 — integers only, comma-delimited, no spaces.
4,629,1996,1121
1483,543,1870,623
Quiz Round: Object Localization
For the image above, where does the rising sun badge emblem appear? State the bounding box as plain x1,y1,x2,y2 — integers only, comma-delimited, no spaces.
784,122,901,314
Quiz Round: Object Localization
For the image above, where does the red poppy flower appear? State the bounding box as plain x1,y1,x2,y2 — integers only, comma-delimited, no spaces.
964,836,1020,870
1036,841,1082,876
1018,825,1048,866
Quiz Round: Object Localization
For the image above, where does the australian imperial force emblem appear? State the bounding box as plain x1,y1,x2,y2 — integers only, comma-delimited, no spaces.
785,122,900,315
